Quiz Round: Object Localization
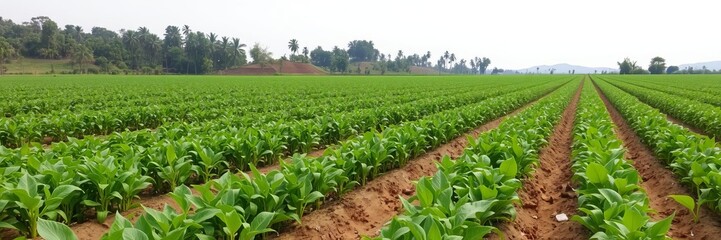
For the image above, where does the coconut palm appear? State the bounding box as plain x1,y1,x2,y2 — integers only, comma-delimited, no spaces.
443,51,450,70
288,39,299,56
231,38,247,66
449,53,456,71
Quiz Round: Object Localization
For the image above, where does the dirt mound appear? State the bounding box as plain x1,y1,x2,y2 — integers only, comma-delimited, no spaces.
221,61,327,75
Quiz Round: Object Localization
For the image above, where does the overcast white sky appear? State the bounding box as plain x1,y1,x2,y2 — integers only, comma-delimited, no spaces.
3,0,720,69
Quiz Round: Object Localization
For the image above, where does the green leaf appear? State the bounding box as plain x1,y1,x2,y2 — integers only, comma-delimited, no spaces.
499,158,517,178
37,218,78,240
668,195,695,213
597,188,623,204
621,206,647,231
645,212,674,237
122,228,149,240
416,178,434,208
586,162,608,184
239,212,277,240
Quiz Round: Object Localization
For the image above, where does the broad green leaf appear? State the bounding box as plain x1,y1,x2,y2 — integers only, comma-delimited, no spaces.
122,228,149,240
37,218,78,240
668,195,695,213
499,158,517,178
586,162,608,184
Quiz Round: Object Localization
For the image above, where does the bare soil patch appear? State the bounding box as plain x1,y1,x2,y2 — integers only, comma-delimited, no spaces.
593,81,721,239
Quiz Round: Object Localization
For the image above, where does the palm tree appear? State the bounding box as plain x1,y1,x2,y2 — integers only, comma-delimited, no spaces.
288,39,299,56
182,25,192,73
74,26,83,42
208,33,218,67
443,51,450,70
449,53,456,72
231,38,247,67
122,30,140,68
73,45,94,73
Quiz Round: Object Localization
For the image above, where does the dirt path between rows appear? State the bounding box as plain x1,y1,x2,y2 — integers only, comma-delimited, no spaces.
495,80,586,240
271,88,559,240
593,80,721,239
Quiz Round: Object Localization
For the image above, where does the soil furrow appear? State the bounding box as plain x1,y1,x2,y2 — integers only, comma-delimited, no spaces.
496,80,586,240
593,80,721,239
270,91,552,240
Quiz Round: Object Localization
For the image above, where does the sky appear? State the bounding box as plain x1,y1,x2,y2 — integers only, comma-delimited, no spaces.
3,0,720,69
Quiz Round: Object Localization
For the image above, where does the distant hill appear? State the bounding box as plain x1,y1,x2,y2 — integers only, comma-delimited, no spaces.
512,63,616,74
221,60,327,75
679,61,721,71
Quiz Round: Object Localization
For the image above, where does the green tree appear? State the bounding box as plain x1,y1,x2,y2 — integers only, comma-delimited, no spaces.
448,53,456,71
347,40,378,62
331,46,349,73
475,57,491,74
288,39,299,56
249,43,272,66
443,51,450,70
39,19,59,59
666,65,680,74
0,37,17,74
310,46,332,68
617,57,639,74
231,38,247,66
163,25,183,72
72,45,94,73
648,56,667,74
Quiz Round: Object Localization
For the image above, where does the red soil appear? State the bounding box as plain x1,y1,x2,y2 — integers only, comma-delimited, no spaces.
495,81,587,239
221,61,327,75
594,81,721,239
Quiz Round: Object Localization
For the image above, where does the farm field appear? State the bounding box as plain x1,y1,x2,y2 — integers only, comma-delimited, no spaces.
2,74,721,240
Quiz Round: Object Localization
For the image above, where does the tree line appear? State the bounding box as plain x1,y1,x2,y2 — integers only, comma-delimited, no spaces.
0,16,495,75
0,16,247,74
618,56,719,75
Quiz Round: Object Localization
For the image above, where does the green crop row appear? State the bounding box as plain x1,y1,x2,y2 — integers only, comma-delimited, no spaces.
78,79,571,240
612,78,721,107
570,81,672,239
595,78,721,221
604,79,721,140
0,76,512,116
0,80,513,148
370,80,579,239
0,79,571,238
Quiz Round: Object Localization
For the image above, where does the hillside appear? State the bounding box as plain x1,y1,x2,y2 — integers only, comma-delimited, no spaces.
679,61,721,70
221,60,327,75
1,58,74,74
